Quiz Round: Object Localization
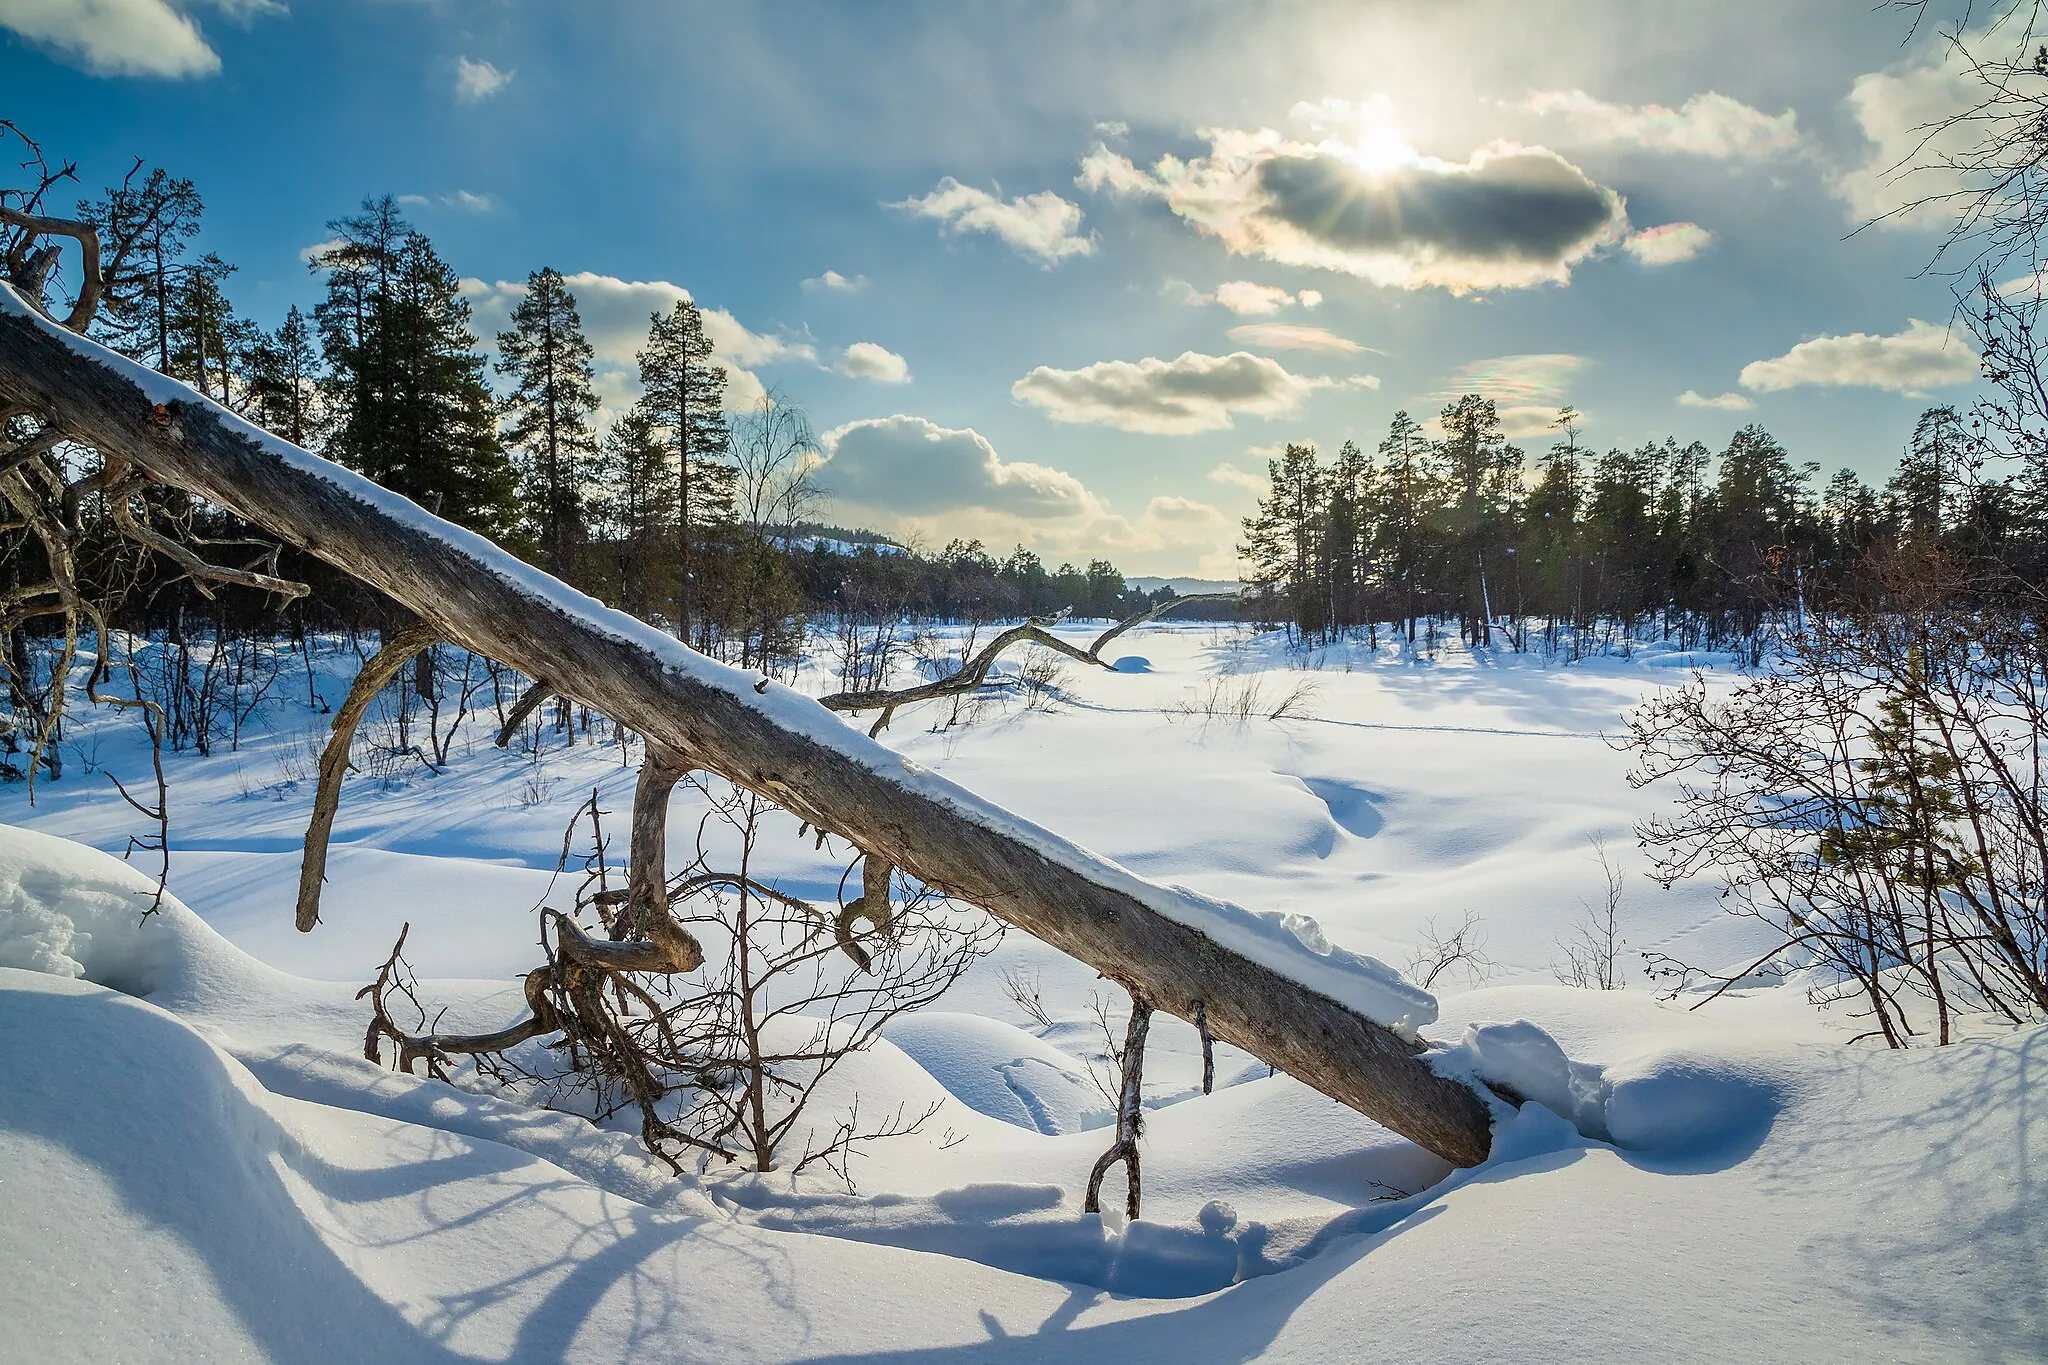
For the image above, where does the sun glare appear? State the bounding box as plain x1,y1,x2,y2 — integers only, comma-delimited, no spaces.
1346,123,1416,175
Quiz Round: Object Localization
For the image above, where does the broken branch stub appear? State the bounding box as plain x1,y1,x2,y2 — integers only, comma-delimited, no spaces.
0,286,1495,1168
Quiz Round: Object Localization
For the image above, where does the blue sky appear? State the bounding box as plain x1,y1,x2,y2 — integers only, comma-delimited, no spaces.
0,0,1992,574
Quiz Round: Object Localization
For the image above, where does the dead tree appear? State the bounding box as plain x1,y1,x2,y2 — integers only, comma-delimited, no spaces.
817,593,1236,737
297,620,437,929
1084,991,1153,1219
0,259,1496,1167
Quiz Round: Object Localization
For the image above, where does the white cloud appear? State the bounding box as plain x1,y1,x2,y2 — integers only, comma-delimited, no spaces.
893,177,1094,265
1093,120,1131,139
455,55,512,103
1142,494,1226,527
399,190,497,214
817,416,1097,519
299,237,346,265
1623,222,1712,266
1288,94,1400,137
1226,322,1366,355
1165,279,1324,314
0,0,221,77
803,270,868,293
837,341,911,384
1430,353,1587,437
813,416,1235,568
1215,281,1303,315
1523,89,1800,158
1677,390,1757,411
461,271,813,414
1738,319,1978,397
1079,130,1626,293
1833,38,1982,227
1012,350,1340,435
1207,461,1269,494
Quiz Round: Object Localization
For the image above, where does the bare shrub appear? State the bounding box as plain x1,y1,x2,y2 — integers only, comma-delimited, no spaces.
365,778,1003,1182
1000,966,1055,1030
1626,570,2048,1042
1553,836,1627,990
1171,670,1320,723
1408,910,1495,991
1017,651,1066,711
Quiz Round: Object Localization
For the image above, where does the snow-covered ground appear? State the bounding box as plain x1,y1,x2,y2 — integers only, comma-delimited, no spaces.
2,623,2043,1362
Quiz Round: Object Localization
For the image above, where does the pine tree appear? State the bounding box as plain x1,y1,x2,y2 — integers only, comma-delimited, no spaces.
248,305,322,447
496,268,601,578
636,299,729,639
1374,410,1436,641
166,252,256,406
1323,440,1371,633
1435,395,1517,645
1526,412,1586,638
1242,442,1327,636
82,166,202,372
1888,406,1970,542
314,198,521,543
1584,441,1666,626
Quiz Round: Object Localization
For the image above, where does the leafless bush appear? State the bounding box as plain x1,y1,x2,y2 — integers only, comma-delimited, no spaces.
1266,675,1321,721
515,739,554,808
658,777,1003,1173
1171,671,1320,723
1408,910,1495,991
1017,651,1066,711
363,780,1002,1180
833,611,908,695
1626,568,2048,1042
1000,966,1055,1030
1553,836,1627,990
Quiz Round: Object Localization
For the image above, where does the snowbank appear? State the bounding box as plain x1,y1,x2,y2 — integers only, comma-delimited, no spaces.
0,822,273,1001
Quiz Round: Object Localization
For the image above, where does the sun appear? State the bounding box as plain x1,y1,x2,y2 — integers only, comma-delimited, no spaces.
1346,123,1417,176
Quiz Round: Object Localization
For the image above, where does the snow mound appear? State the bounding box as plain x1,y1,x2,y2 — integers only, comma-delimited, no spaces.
1429,1019,1612,1141
1109,655,1152,673
0,971,436,1360
0,822,274,1001
886,1011,1113,1133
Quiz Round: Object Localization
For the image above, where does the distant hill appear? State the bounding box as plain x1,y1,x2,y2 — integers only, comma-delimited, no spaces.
783,521,904,549
1128,576,1240,597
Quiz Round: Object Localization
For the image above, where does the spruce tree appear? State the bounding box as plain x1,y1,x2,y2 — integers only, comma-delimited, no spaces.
248,305,322,447
1435,395,1516,644
591,406,675,619
636,299,729,639
314,197,521,544
496,267,601,578
166,252,256,406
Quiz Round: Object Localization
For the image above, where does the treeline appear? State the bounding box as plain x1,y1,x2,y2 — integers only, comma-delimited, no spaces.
1242,398,2025,656
42,151,1165,679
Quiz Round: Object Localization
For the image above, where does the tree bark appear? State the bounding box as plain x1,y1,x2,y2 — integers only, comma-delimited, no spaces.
0,289,1496,1168
298,620,437,930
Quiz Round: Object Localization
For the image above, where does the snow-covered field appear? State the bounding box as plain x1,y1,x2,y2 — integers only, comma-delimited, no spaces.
2,623,2043,1362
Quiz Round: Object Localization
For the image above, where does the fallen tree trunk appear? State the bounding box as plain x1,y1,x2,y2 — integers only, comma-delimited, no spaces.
0,287,1496,1167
